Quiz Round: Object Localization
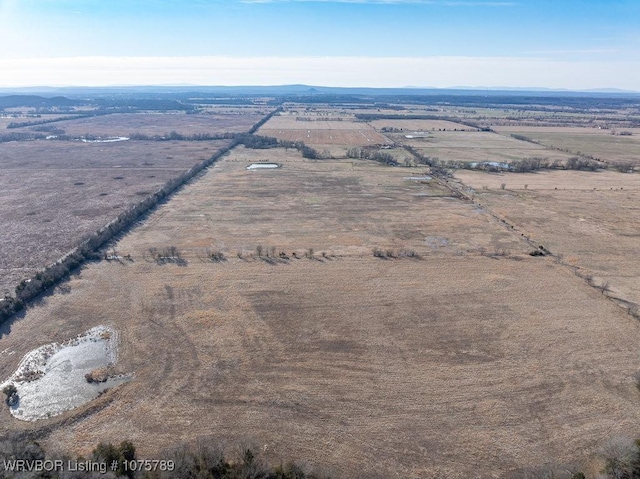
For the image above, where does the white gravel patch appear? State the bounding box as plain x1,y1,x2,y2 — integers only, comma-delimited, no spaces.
1,326,130,421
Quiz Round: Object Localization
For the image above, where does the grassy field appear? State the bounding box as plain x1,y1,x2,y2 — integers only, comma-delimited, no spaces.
43,112,263,137
369,119,477,131
492,127,640,164
0,139,232,295
259,113,392,148
455,169,640,309
1,146,640,478
395,130,575,165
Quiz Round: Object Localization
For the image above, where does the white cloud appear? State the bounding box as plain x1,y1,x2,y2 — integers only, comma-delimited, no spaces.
0,55,637,90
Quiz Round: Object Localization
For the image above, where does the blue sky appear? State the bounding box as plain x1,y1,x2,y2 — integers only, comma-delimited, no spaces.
0,0,638,89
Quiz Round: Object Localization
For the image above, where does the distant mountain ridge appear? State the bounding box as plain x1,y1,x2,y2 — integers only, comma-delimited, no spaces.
0,84,639,99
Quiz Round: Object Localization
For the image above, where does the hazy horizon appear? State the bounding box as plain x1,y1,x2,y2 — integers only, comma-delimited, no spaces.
0,0,638,90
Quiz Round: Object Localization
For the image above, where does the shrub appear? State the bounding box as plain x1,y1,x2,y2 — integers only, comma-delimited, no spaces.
2,384,17,405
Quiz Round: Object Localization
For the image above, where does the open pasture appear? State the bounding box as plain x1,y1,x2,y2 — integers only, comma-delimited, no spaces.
259,114,371,130
259,128,391,146
1,146,639,478
46,112,262,137
456,169,640,308
398,130,574,165
121,146,523,258
404,130,543,149
0,139,231,295
369,118,477,131
492,127,640,164
259,113,392,147
454,168,640,191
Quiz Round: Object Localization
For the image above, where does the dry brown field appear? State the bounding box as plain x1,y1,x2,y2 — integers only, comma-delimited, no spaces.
455,169,640,308
491,127,640,164
259,115,368,130
395,130,575,165
403,131,543,149
46,112,262,137
0,139,232,295
369,119,477,131
493,126,640,135
259,128,391,146
1,147,640,478
115,147,524,257
259,113,392,147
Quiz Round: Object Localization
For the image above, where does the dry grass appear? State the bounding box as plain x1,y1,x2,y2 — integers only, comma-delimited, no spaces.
120,146,524,258
0,139,232,294
48,112,262,137
6,255,639,479
369,119,476,131
492,127,640,164
395,130,574,165
454,169,640,191
0,146,639,478
259,128,391,146
259,115,368,130
258,114,392,146
455,169,640,307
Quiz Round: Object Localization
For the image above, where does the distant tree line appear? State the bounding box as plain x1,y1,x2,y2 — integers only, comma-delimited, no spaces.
128,131,237,141
182,98,257,105
7,113,102,129
0,132,47,142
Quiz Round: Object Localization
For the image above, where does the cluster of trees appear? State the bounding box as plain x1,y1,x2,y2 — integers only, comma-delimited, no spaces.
295,142,322,159
565,156,601,171
32,125,66,134
509,157,549,173
0,132,47,142
147,246,182,263
510,133,536,143
235,133,323,159
346,147,397,165
403,146,434,166
128,131,236,141
251,246,321,262
0,436,330,479
372,248,419,259
236,133,280,149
